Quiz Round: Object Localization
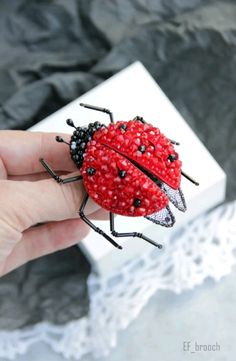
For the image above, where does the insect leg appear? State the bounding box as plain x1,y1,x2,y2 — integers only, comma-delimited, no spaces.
133,116,146,124
110,213,163,249
40,159,83,184
181,170,199,186
169,139,180,146
79,194,122,249
80,103,114,123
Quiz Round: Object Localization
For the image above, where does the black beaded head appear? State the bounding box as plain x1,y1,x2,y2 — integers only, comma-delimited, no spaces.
66,119,105,168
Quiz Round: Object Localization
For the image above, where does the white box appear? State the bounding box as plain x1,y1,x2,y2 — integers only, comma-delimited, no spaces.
30,62,226,275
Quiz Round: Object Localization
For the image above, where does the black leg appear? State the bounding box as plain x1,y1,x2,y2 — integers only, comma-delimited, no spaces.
169,139,180,146
181,170,199,186
110,213,163,249
79,194,122,249
40,159,83,184
80,103,114,123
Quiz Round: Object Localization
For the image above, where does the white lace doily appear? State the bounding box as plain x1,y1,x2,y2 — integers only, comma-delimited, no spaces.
0,200,236,359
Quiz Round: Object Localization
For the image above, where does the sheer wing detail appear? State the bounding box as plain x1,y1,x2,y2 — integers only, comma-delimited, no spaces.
145,206,175,227
161,184,187,212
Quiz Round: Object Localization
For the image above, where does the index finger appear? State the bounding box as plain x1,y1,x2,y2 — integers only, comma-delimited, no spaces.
0,131,77,175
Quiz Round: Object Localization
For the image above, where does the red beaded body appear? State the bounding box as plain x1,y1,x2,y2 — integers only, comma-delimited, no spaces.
81,120,182,217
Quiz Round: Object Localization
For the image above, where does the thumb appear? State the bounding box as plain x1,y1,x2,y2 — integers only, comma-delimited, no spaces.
0,175,99,232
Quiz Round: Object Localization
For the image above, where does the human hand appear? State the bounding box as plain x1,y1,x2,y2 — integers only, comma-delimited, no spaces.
0,131,102,276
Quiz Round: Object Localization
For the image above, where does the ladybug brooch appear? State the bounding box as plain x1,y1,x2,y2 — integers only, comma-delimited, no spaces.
40,103,199,250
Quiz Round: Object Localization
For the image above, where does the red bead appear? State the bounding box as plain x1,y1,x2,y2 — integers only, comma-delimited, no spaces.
94,121,181,189
81,142,169,217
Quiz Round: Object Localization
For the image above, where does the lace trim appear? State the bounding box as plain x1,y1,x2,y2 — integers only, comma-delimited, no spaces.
0,201,236,359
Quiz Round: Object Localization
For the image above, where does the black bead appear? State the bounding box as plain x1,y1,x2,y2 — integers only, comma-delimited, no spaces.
133,198,141,207
80,142,86,150
94,121,101,129
87,167,96,176
168,154,176,162
56,136,63,143
119,123,127,131
138,145,146,153
78,130,85,138
118,170,126,178
66,119,75,127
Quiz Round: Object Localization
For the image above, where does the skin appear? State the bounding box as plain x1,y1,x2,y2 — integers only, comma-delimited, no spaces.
0,131,104,277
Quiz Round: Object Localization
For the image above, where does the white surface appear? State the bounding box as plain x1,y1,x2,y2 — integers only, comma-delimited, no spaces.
1,199,236,360
30,62,226,275
3,265,236,361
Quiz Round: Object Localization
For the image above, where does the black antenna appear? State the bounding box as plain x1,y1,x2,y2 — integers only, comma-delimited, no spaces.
55,136,70,146
66,119,76,128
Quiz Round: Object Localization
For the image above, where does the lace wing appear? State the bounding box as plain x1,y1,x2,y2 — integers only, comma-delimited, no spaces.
145,206,175,227
161,184,187,212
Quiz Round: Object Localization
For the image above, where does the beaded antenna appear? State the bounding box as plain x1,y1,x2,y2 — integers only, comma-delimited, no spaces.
40,103,199,249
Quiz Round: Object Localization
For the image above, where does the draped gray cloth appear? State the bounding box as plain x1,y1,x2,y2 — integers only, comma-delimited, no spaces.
0,0,235,329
